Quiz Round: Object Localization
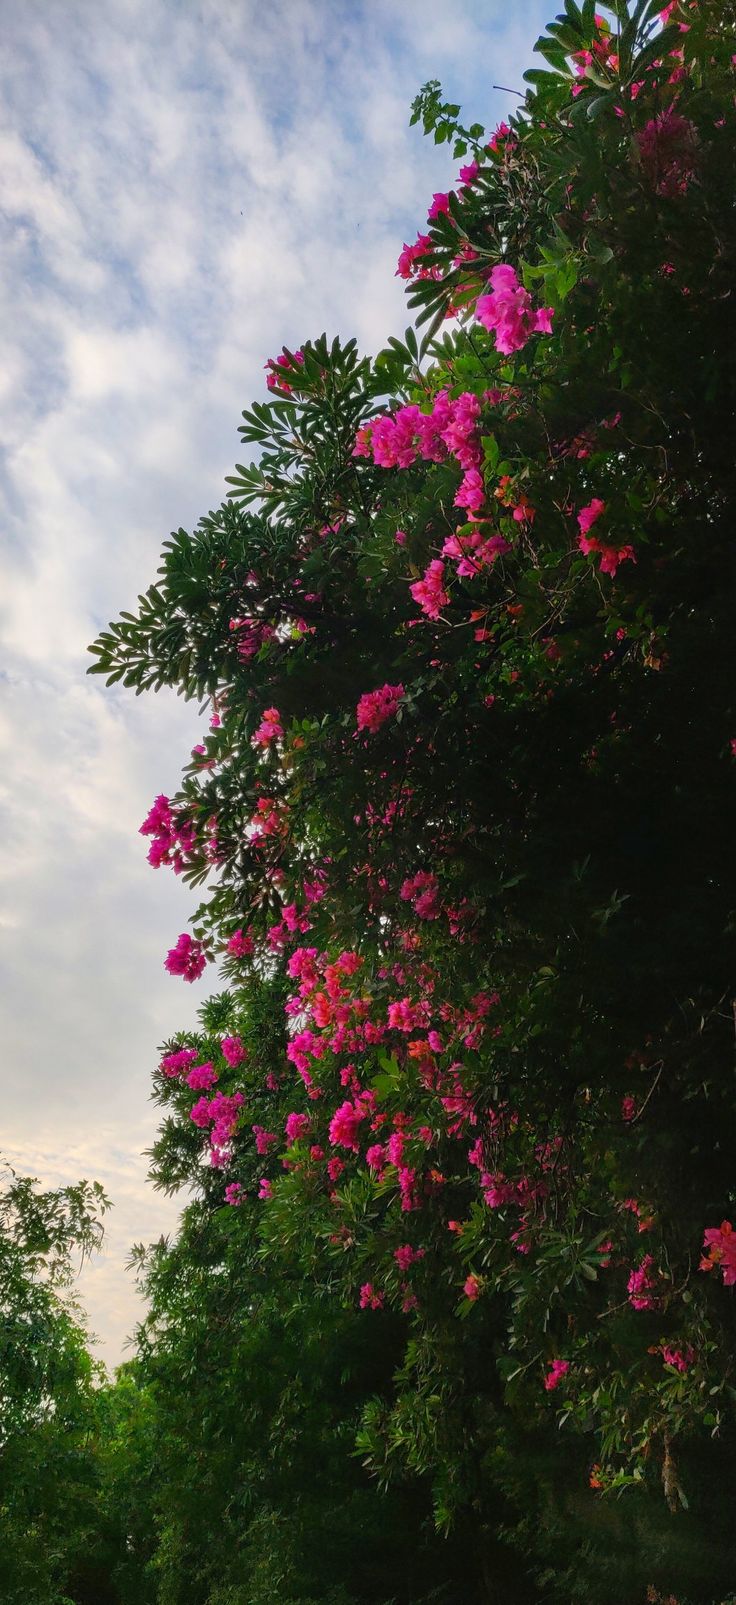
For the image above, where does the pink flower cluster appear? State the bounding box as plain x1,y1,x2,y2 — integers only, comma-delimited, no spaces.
577,499,636,577
190,1090,244,1167
264,347,305,393
221,1034,247,1067
227,927,255,959
410,559,449,622
140,794,197,872
700,1220,736,1285
285,1110,311,1146
394,1243,424,1270
160,1046,198,1079
359,1282,384,1310
441,529,510,578
400,871,440,920
543,1358,570,1392
354,387,480,470
487,121,512,155
627,1254,658,1310
356,683,404,734
186,1061,219,1091
475,264,554,356
164,933,207,983
396,233,436,281
252,707,284,747
253,1124,277,1156
329,1098,368,1152
661,1345,695,1372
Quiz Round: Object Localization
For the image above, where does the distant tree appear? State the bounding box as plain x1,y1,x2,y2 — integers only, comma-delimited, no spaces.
0,1164,112,1603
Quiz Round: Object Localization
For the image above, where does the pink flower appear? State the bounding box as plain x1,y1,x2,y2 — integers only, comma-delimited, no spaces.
621,1095,636,1121
487,121,511,155
410,559,449,621
252,707,284,747
401,871,440,921
628,1254,658,1309
662,1345,695,1372
394,1243,425,1270
700,1220,736,1286
329,1100,366,1151
427,191,451,221
577,497,606,536
596,543,636,578
454,466,485,513
164,933,207,982
221,1035,246,1067
225,1181,245,1206
258,1177,273,1200
227,928,254,959
186,1061,219,1091
366,1143,386,1173
475,263,554,356
543,1358,570,1392
396,233,433,280
359,1282,384,1310
252,1124,277,1156
264,347,305,394
159,1047,198,1078
356,683,405,734
285,1111,311,1146
463,1273,482,1301
458,160,479,187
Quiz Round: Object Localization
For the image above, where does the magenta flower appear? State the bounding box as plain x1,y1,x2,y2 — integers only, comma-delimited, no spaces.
356,683,404,734
329,1100,366,1151
410,559,449,621
252,706,284,747
543,1358,570,1392
164,933,207,982
159,1047,198,1078
226,928,254,959
359,1282,384,1310
700,1220,736,1285
427,191,452,221
475,263,554,356
627,1254,658,1309
186,1061,219,1091
458,160,479,187
285,1111,311,1146
577,497,606,536
221,1035,247,1067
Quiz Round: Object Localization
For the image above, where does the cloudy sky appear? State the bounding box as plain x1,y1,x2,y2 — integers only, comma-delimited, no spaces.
0,0,550,1368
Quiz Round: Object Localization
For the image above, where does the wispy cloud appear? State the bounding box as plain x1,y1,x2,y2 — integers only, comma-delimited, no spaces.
0,0,550,1368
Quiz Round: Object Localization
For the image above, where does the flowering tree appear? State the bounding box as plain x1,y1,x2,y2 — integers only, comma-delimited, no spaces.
90,2,736,1597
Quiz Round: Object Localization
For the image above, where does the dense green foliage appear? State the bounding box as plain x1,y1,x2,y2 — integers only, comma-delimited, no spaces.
7,2,736,1601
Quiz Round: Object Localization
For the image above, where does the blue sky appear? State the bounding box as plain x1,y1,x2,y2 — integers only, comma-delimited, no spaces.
0,0,552,1366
